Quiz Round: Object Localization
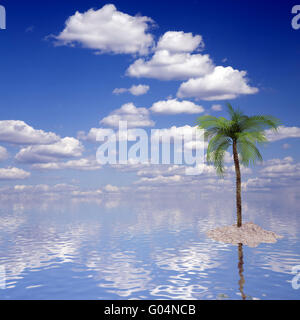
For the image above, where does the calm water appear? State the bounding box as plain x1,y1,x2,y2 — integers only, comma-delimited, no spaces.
0,192,299,300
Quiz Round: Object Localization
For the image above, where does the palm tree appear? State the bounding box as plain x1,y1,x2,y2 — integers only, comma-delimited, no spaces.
197,103,280,228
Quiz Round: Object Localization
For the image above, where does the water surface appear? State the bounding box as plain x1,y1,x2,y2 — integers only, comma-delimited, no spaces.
0,193,299,299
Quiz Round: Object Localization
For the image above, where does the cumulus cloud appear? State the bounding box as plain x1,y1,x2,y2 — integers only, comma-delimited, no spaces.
135,174,182,185
78,127,145,143
150,99,204,114
263,156,293,166
211,104,222,111
0,167,30,180
127,49,214,80
32,158,101,171
126,30,258,101
133,162,234,190
104,184,119,192
54,4,154,55
266,126,300,142
260,157,299,178
136,163,214,178
0,120,59,145
15,137,84,164
0,184,104,205
12,183,78,196
0,146,9,161
243,157,300,191
78,128,110,142
177,66,258,100
156,31,204,53
113,84,150,96
136,165,184,178
100,102,155,128
151,125,201,142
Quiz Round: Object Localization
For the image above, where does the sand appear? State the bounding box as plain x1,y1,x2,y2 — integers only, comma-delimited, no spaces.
207,222,283,247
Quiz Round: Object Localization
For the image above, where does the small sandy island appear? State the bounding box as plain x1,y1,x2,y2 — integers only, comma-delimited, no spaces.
207,222,283,247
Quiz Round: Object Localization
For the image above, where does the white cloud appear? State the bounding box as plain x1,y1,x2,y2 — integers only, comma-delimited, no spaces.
78,128,109,142
0,167,30,180
100,102,154,128
264,156,293,166
78,126,146,143
0,120,59,145
32,158,101,171
242,157,300,191
0,146,9,161
150,99,204,114
242,177,274,191
127,50,214,80
184,164,216,176
54,4,154,55
136,165,184,178
136,163,215,178
177,66,258,100
104,184,119,192
260,157,299,178
156,31,203,53
211,104,222,111
126,29,257,101
135,174,182,185
113,84,150,96
151,125,201,142
15,137,84,163
112,88,127,95
13,183,78,195
266,126,300,142
129,84,150,96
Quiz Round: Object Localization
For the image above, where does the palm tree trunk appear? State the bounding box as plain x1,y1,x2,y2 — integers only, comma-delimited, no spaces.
233,140,242,227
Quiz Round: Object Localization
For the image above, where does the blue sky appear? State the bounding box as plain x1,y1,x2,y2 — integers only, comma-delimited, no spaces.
0,0,300,199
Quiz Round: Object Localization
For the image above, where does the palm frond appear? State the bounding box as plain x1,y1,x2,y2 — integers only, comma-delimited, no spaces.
237,136,263,166
226,102,244,122
206,134,231,175
240,115,281,132
196,103,281,172
237,131,267,144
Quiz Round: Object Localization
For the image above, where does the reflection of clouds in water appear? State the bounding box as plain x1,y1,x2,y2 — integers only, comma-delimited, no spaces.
0,189,300,298
151,283,208,300
155,244,224,273
104,199,120,209
87,251,152,298
126,208,188,235
151,242,229,299
244,193,300,239
119,197,236,237
0,214,26,232
244,205,300,240
253,249,300,275
0,222,102,288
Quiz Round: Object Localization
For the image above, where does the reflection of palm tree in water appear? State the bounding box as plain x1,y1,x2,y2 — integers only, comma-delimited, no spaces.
238,243,246,300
